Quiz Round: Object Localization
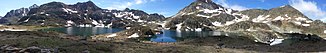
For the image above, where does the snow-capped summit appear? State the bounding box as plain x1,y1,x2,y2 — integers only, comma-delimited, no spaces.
163,0,326,44
0,1,164,28
165,0,246,31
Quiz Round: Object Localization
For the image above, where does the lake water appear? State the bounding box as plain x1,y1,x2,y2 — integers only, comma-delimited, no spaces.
40,27,238,42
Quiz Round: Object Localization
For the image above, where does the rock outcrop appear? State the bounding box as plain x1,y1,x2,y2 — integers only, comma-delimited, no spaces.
164,0,326,44
2,1,165,28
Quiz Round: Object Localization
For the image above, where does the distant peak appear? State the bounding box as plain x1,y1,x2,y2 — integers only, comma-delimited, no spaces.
76,1,95,5
280,5,292,8
196,0,213,3
29,4,39,9
124,8,130,11
86,0,94,4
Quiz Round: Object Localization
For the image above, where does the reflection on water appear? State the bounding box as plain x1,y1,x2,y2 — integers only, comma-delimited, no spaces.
40,27,124,36
42,27,232,43
150,30,228,42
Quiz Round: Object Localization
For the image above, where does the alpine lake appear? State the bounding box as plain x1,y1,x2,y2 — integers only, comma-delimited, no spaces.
39,27,239,43
39,27,301,44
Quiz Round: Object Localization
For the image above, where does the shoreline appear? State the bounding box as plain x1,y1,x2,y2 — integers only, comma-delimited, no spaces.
1,31,326,53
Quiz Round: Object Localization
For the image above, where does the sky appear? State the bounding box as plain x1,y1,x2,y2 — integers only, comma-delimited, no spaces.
0,0,326,21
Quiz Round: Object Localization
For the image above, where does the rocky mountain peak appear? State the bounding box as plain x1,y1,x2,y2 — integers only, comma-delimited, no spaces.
267,5,311,21
124,8,131,11
3,8,29,18
73,1,101,11
172,0,225,17
196,0,213,3
40,2,66,8
29,4,39,9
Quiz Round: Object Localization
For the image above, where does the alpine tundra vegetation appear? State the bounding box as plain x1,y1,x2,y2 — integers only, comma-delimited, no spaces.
0,0,326,53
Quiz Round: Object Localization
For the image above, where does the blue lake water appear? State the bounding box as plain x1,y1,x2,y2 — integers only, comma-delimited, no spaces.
41,27,228,42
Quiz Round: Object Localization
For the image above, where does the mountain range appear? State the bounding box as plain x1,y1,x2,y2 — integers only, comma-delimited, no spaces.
1,1,165,28
163,0,326,44
1,0,326,44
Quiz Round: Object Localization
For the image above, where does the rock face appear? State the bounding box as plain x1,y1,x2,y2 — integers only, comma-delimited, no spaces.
1,4,38,24
0,16,6,24
165,0,248,31
164,0,326,44
2,1,165,28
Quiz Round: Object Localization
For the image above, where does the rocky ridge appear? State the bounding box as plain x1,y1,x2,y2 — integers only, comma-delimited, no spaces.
163,0,326,44
2,1,165,28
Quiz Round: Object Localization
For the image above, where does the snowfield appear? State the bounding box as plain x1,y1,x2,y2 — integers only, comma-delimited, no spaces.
269,39,285,46
176,23,183,32
252,15,270,23
0,29,28,31
128,33,139,38
106,34,117,38
212,21,223,26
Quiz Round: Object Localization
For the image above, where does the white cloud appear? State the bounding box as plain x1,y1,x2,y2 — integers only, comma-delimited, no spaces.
216,0,250,11
290,0,326,22
135,0,144,4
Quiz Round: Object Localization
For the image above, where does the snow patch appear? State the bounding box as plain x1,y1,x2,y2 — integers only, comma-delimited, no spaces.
324,30,326,34
62,8,78,13
133,16,140,19
78,24,92,27
225,21,235,26
273,16,285,21
293,21,302,25
196,14,211,18
196,6,200,9
92,20,99,25
252,15,270,23
65,20,75,27
302,24,310,26
225,9,233,14
305,21,313,23
24,18,30,22
176,23,183,32
296,17,307,21
0,29,28,31
128,33,139,38
126,27,131,29
187,12,195,15
285,14,289,17
137,19,145,22
106,34,117,38
195,28,202,32
269,39,284,46
106,22,113,28
212,22,223,26
199,9,219,13
67,20,74,24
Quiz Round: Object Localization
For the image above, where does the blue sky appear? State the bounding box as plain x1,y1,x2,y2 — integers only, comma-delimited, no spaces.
1,0,326,21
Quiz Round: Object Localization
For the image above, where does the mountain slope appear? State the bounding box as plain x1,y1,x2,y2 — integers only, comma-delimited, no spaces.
165,0,248,31
164,0,326,44
1,4,39,24
3,1,165,28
